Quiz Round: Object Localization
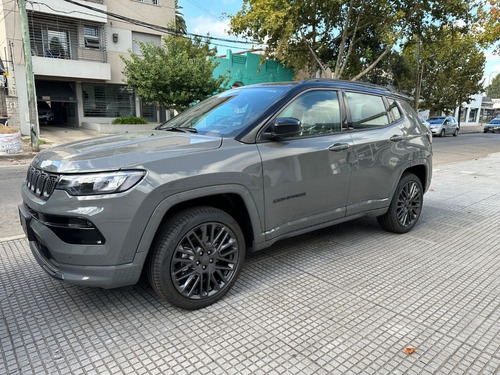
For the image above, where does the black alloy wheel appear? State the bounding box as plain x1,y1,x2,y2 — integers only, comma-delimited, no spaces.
377,173,423,234
148,207,245,309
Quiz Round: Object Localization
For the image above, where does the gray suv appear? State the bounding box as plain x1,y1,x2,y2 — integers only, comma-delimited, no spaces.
19,79,433,309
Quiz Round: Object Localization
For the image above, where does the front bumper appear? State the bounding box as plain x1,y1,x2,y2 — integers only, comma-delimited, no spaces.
19,203,146,288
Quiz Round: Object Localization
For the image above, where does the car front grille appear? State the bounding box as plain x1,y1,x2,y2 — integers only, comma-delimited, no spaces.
26,166,59,200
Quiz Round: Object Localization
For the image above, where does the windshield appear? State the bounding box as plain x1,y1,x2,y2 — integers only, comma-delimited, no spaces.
427,117,445,124
157,87,288,137
488,119,500,124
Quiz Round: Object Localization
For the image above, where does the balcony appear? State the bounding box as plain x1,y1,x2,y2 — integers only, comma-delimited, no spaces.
28,13,111,80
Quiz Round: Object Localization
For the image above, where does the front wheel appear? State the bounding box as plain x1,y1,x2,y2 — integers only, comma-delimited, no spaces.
440,129,445,137
377,173,423,234
147,207,245,309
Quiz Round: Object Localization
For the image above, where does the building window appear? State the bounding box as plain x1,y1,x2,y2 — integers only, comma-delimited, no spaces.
135,0,158,5
45,29,71,59
468,108,478,122
82,83,135,118
84,26,100,49
131,32,161,54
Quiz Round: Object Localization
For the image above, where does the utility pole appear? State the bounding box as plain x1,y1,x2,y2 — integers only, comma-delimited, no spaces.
17,0,39,152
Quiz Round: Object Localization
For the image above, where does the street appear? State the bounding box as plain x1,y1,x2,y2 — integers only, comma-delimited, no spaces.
1,131,500,374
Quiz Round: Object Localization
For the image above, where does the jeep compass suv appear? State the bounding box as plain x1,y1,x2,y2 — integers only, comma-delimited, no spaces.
19,79,433,309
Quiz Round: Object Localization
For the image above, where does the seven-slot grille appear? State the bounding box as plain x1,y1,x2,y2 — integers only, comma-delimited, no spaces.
25,166,59,200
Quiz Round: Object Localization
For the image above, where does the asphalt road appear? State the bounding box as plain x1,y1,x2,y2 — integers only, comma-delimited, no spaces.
1,132,500,241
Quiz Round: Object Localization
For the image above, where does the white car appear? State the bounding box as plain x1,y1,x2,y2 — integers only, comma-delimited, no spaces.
427,116,459,137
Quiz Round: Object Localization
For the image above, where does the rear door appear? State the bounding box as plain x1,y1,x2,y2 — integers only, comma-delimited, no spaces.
344,92,408,216
257,89,353,240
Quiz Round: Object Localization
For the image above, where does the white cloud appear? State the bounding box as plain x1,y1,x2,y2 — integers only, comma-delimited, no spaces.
189,15,231,38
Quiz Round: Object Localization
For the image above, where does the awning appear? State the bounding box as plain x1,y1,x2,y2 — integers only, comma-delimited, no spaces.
35,80,77,102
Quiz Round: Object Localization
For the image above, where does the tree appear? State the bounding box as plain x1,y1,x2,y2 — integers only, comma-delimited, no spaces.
121,35,228,111
402,27,485,117
475,0,500,52
228,0,472,81
486,73,500,98
175,0,187,34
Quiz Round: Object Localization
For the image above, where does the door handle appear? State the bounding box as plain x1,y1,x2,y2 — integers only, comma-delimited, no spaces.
329,143,350,152
390,135,405,142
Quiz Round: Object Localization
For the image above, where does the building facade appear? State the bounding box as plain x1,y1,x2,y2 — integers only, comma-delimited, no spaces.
213,49,294,89
0,0,174,134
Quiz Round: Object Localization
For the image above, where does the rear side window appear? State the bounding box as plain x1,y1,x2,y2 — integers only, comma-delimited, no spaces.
387,98,403,122
345,92,389,129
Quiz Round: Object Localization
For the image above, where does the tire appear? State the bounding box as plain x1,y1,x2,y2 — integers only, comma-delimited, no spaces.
484,130,488,133
453,128,459,136
377,173,423,234
440,129,445,137
147,206,245,310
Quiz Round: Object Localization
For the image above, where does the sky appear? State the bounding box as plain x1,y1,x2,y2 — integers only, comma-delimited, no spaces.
180,0,500,87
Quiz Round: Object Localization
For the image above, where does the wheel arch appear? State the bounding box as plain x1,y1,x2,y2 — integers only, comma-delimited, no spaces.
135,185,264,262
402,164,428,191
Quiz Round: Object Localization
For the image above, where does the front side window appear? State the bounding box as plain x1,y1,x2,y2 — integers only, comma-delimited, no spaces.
346,92,390,129
276,90,341,137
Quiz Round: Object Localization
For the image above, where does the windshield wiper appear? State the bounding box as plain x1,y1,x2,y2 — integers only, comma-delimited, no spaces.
161,126,197,133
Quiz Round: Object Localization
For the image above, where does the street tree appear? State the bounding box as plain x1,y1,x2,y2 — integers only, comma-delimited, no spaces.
175,0,187,34
486,73,500,98
475,0,500,51
228,0,472,81
121,35,228,111
403,27,485,118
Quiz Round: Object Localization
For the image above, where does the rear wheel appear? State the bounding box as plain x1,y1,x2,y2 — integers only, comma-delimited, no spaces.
147,207,245,309
377,173,423,234
453,128,459,136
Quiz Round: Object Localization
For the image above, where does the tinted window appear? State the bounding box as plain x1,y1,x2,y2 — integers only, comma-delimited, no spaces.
276,90,341,137
346,92,389,129
428,117,445,124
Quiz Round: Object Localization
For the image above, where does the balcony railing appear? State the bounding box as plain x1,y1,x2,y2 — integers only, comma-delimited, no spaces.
30,35,107,63
28,14,107,63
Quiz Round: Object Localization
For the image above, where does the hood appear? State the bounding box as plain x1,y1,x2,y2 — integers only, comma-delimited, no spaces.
32,131,222,173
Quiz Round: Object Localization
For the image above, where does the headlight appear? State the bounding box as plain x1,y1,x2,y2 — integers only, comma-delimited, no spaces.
56,170,145,196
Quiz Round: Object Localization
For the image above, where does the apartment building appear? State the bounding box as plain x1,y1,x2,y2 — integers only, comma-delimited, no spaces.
0,0,174,135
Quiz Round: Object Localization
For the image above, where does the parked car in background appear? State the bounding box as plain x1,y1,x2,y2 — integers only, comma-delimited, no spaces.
427,116,459,137
37,101,54,124
19,79,433,310
484,118,500,133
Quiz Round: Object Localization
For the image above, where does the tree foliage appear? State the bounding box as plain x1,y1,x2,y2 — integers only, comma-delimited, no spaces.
402,27,485,115
228,0,473,81
475,0,500,51
121,35,228,111
487,73,500,98
175,0,187,34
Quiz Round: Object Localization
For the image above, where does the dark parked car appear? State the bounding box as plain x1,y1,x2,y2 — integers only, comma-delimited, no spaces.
484,118,500,133
427,116,459,137
19,79,433,309
37,101,54,123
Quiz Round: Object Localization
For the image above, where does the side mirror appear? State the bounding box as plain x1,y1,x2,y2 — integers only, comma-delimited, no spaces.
267,117,302,140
